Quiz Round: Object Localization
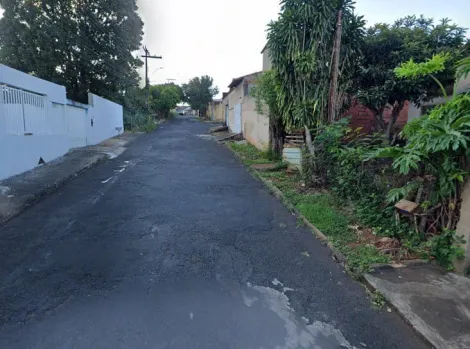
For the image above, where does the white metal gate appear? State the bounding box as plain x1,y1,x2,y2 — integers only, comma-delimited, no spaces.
233,103,242,134
0,84,48,135
66,104,88,148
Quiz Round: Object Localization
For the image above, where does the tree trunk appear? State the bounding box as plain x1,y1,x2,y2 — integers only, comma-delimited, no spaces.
327,9,343,124
372,108,386,132
385,102,404,140
269,116,284,158
304,126,315,156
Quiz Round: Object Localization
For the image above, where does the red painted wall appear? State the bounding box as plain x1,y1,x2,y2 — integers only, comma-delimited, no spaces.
344,101,409,134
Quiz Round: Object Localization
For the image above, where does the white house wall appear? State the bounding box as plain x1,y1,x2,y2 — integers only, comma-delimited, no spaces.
0,64,124,181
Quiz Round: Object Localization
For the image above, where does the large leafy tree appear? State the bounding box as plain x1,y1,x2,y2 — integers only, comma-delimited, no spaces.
182,76,218,116
149,83,182,119
267,0,364,131
0,0,143,104
356,16,469,139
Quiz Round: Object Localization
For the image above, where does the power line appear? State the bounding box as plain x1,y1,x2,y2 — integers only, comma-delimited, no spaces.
141,45,162,104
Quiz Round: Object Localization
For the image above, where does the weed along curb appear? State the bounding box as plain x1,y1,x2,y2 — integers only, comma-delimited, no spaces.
251,170,347,260
225,142,418,275
225,143,448,349
225,144,351,267
253,170,351,266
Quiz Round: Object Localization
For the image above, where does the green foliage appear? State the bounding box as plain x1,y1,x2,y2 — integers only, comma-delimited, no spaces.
227,143,272,166
124,110,152,132
252,70,282,120
0,0,144,104
356,16,469,137
293,191,389,272
428,229,465,270
383,94,470,204
386,180,422,203
456,56,470,81
149,84,182,119
182,76,219,117
267,0,365,128
370,290,386,309
366,55,470,269
229,142,390,271
251,70,286,157
395,53,449,79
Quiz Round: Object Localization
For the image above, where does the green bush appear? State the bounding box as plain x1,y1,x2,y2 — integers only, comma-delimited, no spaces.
124,110,156,132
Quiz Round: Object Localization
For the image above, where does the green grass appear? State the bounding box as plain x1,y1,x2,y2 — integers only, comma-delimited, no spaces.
228,142,273,165
228,142,390,272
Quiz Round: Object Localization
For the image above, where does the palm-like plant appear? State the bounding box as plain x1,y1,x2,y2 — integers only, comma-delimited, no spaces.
267,0,364,131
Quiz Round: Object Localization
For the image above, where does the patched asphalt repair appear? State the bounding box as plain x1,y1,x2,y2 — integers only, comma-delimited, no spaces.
0,116,429,349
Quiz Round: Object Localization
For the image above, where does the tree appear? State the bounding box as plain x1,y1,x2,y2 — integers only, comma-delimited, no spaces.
149,83,182,119
356,16,469,139
267,0,364,133
251,70,285,157
0,0,144,104
182,76,219,117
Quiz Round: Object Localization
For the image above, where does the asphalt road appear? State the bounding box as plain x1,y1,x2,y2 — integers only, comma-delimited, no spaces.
0,116,428,349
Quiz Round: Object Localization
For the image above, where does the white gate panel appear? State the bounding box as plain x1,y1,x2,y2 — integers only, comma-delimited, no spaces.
0,84,48,135
233,103,242,134
66,104,88,148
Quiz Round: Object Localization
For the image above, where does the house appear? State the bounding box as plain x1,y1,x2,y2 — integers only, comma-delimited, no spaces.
261,44,272,71
206,99,224,122
222,72,269,150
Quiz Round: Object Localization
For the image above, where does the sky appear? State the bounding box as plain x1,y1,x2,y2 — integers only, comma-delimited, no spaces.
137,0,470,97
1,1,470,97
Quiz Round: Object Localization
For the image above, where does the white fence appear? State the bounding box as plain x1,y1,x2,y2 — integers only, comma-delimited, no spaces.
0,84,48,135
0,64,124,180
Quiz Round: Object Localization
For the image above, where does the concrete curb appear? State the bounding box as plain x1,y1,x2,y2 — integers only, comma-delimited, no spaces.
252,170,351,265
225,144,351,268
225,143,429,274
361,274,438,349
0,154,107,226
227,143,437,349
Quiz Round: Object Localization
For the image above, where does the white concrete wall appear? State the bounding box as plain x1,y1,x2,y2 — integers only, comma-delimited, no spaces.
242,95,269,150
262,47,272,72
0,65,124,180
456,180,470,273
0,135,69,180
87,93,123,145
0,64,66,104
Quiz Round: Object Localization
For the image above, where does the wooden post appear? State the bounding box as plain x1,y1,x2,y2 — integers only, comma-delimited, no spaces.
328,9,343,124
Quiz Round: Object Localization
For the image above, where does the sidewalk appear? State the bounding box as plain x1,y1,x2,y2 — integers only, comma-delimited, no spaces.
365,264,470,349
0,133,141,224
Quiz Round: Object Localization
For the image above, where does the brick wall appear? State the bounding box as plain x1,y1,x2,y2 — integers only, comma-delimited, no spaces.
344,100,409,134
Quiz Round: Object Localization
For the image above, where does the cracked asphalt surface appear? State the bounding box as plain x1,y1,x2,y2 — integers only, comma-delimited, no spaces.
0,116,428,348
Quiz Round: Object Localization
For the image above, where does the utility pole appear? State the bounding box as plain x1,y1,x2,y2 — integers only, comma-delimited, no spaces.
166,78,176,84
141,46,162,104
328,8,343,124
